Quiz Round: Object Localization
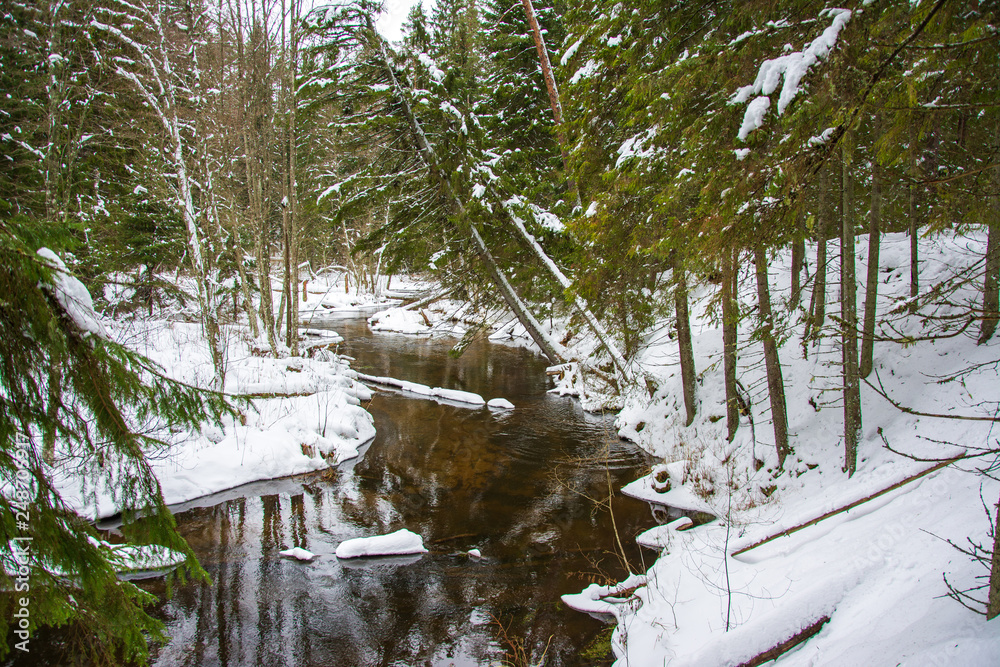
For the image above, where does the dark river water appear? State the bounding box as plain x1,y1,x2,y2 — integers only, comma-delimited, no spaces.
15,317,659,666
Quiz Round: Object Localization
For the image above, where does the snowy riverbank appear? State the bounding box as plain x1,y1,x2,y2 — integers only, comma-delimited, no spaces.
55,274,393,519
53,241,1000,664
586,230,1000,665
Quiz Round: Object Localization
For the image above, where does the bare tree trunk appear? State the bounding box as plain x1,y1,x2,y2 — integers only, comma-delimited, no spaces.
841,133,861,477
979,162,1000,344
980,224,1000,345
754,246,790,467
909,94,921,313
789,218,805,310
722,249,740,442
861,126,882,378
288,0,299,355
469,223,565,363
519,0,580,207
276,286,286,340
806,167,829,343
280,0,299,355
508,212,631,382
673,256,697,426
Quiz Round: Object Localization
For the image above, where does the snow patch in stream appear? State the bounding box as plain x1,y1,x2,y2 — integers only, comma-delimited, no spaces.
279,547,316,561
357,372,486,407
335,529,428,559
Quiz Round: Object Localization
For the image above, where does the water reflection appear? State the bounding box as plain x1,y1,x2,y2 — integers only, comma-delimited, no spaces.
141,320,654,666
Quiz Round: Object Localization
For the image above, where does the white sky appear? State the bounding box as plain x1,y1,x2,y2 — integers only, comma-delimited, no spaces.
375,0,435,43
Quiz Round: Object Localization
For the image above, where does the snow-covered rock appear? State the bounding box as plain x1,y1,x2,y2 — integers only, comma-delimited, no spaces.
335,529,428,559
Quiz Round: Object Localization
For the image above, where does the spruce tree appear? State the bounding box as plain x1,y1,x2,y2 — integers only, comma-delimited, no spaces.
0,213,234,663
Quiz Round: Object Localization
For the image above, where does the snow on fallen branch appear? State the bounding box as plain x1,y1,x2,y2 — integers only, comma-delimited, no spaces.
356,372,486,407
730,452,966,557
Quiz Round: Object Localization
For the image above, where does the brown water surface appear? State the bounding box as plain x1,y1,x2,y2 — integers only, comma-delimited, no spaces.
145,319,657,666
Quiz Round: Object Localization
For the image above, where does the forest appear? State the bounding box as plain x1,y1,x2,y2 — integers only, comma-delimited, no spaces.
1,0,999,664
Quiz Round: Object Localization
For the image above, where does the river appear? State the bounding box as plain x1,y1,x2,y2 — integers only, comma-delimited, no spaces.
40,318,659,666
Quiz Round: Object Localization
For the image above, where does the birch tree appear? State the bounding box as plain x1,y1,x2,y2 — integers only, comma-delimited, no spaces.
94,0,228,388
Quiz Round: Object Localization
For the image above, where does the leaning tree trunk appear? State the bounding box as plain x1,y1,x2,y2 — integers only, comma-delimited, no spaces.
722,248,740,442
674,255,697,426
520,0,580,208
754,246,790,467
368,26,564,365
861,126,882,378
979,162,1000,345
841,133,861,477
507,212,631,383
468,223,564,364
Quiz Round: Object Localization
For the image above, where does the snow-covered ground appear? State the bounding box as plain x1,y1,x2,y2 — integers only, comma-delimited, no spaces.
53,273,405,519
49,237,1000,664
583,230,1000,665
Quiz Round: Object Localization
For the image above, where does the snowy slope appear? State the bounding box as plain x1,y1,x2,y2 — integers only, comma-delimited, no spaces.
594,230,1000,666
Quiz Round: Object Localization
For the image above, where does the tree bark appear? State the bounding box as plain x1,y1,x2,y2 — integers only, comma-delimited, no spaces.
507,211,631,382
722,249,740,442
789,216,805,310
281,0,300,355
241,8,279,355
861,125,882,378
979,162,1000,344
841,133,861,477
289,0,299,355
980,224,1000,345
909,92,921,313
519,0,580,207
754,246,790,467
674,256,697,426
806,167,829,343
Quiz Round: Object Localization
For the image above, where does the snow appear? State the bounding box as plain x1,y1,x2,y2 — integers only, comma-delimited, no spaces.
487,398,515,410
560,36,585,66
570,59,600,84
734,9,851,139
616,126,661,167
808,126,837,146
467,548,482,559
335,528,428,559
37,247,110,340
368,307,430,334
568,229,1000,666
737,95,771,142
418,52,445,84
279,547,316,561
50,272,386,520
